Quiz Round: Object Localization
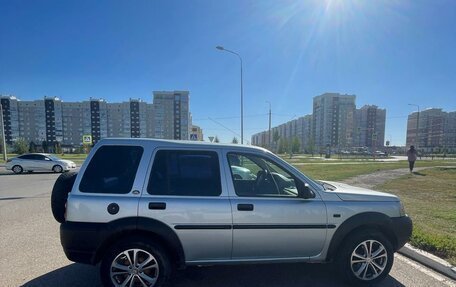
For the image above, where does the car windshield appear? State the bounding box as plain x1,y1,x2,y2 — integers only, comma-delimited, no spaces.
46,155,61,161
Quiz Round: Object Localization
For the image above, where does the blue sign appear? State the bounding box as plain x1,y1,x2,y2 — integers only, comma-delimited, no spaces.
190,134,198,141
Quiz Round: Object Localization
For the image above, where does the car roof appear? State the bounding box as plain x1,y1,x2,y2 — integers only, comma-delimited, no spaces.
97,138,269,153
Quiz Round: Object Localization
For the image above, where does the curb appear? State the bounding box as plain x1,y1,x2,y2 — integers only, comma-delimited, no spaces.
399,243,456,281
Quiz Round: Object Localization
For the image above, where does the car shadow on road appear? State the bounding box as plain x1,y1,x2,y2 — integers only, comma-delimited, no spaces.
22,263,405,287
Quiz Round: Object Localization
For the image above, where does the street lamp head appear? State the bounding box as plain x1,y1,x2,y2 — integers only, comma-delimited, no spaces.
216,46,224,51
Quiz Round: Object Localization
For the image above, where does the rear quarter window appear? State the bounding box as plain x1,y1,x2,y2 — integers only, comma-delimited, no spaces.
79,145,143,194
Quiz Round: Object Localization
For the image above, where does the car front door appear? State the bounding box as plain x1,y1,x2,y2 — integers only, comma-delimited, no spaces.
138,148,232,263
226,151,328,260
34,154,52,170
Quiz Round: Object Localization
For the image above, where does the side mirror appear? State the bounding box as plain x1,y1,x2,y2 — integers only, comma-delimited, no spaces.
298,181,315,199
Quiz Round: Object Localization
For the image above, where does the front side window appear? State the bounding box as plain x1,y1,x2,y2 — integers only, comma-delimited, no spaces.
227,153,299,197
148,150,221,196
80,145,143,194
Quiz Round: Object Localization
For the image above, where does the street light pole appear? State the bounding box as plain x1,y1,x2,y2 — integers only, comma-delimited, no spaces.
408,104,420,150
266,101,271,148
216,46,244,144
0,104,7,161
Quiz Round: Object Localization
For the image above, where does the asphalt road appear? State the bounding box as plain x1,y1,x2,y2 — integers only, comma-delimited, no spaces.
1,172,455,287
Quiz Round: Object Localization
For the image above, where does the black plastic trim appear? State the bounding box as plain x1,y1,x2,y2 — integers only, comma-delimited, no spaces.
326,212,413,261
175,225,232,230
233,224,336,229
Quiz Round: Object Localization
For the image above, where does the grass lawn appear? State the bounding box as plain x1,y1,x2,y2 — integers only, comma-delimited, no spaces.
287,160,455,181
375,167,456,265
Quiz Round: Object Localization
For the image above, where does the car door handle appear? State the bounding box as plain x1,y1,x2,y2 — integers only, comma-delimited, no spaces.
237,204,254,211
149,202,166,210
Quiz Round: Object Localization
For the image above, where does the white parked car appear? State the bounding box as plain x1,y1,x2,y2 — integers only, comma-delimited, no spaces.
5,153,76,174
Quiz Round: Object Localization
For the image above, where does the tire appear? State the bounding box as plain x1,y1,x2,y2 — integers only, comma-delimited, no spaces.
52,165,63,173
12,165,23,174
336,229,394,286
100,237,171,287
51,171,77,223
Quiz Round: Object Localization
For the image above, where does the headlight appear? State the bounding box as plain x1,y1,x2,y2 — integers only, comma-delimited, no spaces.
399,201,406,216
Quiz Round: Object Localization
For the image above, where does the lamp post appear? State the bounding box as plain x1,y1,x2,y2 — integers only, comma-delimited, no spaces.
266,101,271,148
216,46,244,144
0,104,7,161
408,104,420,150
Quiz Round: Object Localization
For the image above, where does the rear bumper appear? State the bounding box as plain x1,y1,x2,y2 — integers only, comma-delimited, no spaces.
391,215,413,250
60,222,102,265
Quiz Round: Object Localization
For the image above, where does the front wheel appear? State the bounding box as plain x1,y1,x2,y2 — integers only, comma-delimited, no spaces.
52,165,63,173
336,230,394,286
100,238,171,287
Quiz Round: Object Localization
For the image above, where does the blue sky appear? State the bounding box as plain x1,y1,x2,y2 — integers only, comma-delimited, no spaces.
1,0,455,145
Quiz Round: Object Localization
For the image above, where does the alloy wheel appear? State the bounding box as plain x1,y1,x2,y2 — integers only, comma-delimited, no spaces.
110,248,159,287
350,239,388,281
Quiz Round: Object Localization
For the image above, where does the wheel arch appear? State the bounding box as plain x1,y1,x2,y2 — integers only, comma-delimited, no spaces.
326,212,398,261
94,217,186,269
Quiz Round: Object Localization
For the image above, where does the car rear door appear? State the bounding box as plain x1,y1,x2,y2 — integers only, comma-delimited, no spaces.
65,143,149,223
138,148,232,263
225,151,328,260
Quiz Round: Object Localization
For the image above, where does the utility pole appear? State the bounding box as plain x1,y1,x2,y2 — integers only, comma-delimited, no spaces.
0,104,7,161
266,101,271,149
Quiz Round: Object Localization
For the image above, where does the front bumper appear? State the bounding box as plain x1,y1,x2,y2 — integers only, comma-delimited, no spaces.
391,215,413,250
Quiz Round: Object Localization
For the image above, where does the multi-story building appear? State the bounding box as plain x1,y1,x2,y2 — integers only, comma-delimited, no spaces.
313,93,356,149
62,102,84,146
153,91,190,140
406,108,456,153
0,93,194,148
107,99,149,138
252,93,386,153
0,95,20,145
355,105,386,148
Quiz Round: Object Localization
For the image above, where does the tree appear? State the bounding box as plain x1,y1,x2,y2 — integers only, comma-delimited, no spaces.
42,141,49,153
214,136,220,143
14,138,29,154
54,142,62,154
292,137,301,153
278,138,289,154
231,137,238,144
307,137,316,156
29,141,36,153
273,130,280,144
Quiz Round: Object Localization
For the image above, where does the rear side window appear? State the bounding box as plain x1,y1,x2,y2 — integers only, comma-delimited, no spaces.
148,150,222,196
80,145,143,194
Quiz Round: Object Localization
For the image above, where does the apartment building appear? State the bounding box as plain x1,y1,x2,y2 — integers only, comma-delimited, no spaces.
0,96,20,145
313,93,356,149
1,92,193,148
355,105,386,148
406,108,456,153
153,91,190,140
252,93,386,152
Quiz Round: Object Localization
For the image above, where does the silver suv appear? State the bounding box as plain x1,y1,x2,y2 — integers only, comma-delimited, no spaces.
51,139,412,287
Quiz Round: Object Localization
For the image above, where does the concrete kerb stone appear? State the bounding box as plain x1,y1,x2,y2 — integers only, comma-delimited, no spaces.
399,243,456,281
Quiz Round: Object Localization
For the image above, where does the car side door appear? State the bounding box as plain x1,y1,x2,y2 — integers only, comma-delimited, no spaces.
138,148,233,263
226,151,328,260
65,144,148,223
34,154,52,170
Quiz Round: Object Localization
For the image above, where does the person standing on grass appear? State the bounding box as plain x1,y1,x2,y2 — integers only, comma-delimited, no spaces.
407,145,418,173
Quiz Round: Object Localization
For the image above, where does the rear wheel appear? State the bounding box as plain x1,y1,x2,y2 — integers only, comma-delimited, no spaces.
336,230,393,286
12,165,23,174
100,238,171,287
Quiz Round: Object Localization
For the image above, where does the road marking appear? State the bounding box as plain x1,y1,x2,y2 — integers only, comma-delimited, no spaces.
395,254,456,287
